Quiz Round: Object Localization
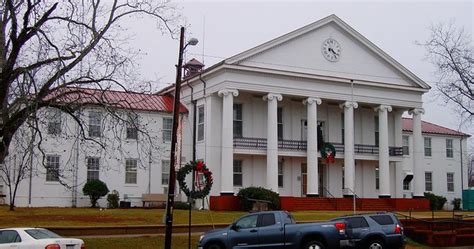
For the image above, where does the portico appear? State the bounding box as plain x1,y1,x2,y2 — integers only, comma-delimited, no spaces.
216,89,425,199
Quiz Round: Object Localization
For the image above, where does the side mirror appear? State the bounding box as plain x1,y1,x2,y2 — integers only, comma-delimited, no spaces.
231,223,240,231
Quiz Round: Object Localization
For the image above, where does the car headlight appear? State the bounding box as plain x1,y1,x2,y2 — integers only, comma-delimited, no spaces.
199,235,204,242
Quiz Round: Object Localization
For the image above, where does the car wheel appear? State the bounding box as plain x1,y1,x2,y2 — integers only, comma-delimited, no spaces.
366,239,385,249
205,243,223,249
304,240,326,249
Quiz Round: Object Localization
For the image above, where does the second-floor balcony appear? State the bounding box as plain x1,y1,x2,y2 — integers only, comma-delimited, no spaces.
233,137,403,156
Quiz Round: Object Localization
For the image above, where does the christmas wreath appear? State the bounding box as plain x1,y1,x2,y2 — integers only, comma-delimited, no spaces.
320,142,336,163
177,160,213,199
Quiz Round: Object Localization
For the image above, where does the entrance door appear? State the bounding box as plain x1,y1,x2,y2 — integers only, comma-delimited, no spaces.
302,163,327,197
301,163,307,196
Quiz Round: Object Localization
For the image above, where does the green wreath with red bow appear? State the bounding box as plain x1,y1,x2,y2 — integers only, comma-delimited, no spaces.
320,142,336,163
177,160,213,199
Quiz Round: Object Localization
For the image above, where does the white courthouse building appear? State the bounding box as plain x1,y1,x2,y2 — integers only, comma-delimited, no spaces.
0,15,470,209
168,15,470,209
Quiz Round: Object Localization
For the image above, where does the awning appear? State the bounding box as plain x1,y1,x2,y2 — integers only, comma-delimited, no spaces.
403,171,414,184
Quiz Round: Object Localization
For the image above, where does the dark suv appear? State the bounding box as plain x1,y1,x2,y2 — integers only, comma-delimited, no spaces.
332,212,405,249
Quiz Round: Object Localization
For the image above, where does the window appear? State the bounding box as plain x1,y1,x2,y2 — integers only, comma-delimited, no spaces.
402,135,410,155
233,104,243,138
86,157,100,182
0,230,22,244
197,105,205,141
162,117,172,142
235,214,257,229
46,155,60,182
259,213,276,227
375,167,379,190
425,172,433,192
346,217,369,228
374,116,379,146
277,107,283,140
88,111,102,137
126,114,138,140
125,159,137,184
284,213,296,224
424,137,432,157
278,161,283,188
403,180,410,191
25,229,61,239
447,172,454,192
370,215,394,225
446,139,453,158
162,160,170,185
47,108,61,135
233,160,243,187
341,113,345,144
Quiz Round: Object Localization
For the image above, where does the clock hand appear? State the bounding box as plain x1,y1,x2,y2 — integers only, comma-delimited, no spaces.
328,47,338,55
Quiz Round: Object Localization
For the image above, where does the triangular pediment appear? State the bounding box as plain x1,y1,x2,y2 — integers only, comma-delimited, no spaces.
225,15,429,89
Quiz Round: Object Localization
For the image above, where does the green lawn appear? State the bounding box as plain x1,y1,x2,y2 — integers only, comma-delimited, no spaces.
0,206,246,227
1,205,473,228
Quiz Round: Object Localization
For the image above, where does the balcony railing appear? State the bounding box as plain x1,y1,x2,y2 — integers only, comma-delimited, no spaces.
234,137,403,156
233,137,267,150
278,139,307,151
327,143,403,156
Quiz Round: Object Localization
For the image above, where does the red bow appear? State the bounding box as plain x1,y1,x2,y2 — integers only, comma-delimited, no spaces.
196,161,204,171
326,153,335,164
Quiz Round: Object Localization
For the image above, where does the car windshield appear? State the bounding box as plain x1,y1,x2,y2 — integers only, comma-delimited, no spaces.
25,229,62,239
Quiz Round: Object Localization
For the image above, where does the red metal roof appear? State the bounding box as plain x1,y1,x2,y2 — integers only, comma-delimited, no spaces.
402,118,470,137
46,87,187,113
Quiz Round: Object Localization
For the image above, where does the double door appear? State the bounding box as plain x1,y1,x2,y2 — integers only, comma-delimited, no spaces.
301,163,326,197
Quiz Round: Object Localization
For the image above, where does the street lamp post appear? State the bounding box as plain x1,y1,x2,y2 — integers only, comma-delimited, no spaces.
164,26,198,249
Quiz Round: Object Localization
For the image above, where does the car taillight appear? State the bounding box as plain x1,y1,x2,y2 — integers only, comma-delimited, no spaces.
335,222,346,234
45,244,60,249
395,224,402,234
81,243,86,249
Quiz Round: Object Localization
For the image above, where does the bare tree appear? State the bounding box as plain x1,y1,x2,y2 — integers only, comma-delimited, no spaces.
421,22,473,125
0,1,181,210
0,117,37,210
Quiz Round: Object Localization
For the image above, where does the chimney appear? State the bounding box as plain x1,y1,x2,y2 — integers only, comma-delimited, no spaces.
183,58,205,78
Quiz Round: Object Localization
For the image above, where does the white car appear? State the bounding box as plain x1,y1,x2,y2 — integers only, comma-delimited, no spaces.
0,228,85,249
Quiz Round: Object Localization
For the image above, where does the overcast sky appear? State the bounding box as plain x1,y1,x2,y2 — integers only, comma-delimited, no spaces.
128,0,473,136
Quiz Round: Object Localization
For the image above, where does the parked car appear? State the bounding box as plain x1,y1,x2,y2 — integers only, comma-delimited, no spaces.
332,212,405,249
197,210,349,249
0,228,85,249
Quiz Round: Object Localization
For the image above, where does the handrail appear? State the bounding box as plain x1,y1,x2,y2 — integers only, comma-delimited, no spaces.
321,187,335,198
343,188,359,214
321,187,337,210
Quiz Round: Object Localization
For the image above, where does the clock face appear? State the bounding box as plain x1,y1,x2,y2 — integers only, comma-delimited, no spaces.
321,38,341,62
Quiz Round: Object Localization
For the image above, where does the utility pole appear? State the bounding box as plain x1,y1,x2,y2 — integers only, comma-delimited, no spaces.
164,26,198,249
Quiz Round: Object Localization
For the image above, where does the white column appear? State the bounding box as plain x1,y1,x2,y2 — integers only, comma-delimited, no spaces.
393,110,404,198
410,108,425,198
218,89,239,195
263,93,283,193
303,97,322,197
340,101,358,197
375,105,392,198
